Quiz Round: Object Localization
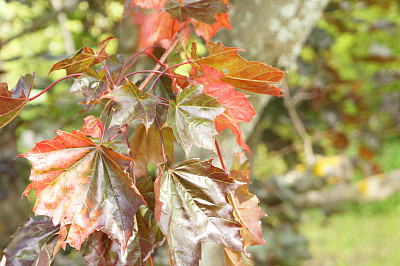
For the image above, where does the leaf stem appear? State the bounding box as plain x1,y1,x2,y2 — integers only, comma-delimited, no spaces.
138,22,189,92
117,70,187,87
155,116,166,162
28,73,81,101
99,102,114,146
122,124,136,185
96,56,116,89
149,255,153,266
215,139,226,170
117,47,166,85
148,61,192,94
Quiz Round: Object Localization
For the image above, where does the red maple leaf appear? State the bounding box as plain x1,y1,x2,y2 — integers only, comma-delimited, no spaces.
20,129,145,251
192,64,255,154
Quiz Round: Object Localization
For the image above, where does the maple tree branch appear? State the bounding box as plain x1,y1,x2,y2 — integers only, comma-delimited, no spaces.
137,23,189,92
282,78,315,165
215,139,226,170
28,73,81,102
155,116,166,162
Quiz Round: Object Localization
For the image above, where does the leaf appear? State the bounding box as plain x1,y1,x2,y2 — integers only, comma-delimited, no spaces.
1,216,61,266
192,64,255,153
129,0,166,9
49,37,117,75
130,124,174,177
192,0,231,41
164,84,224,156
106,79,160,128
20,130,146,251
68,69,107,104
192,12,231,41
223,246,253,266
231,152,250,177
193,42,285,95
0,73,35,129
154,159,244,265
83,206,163,266
163,0,228,24
229,184,266,247
82,115,103,139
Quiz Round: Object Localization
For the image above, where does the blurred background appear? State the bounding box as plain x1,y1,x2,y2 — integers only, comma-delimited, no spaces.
0,0,400,265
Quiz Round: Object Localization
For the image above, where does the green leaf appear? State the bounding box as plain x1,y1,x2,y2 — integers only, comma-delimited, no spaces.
163,0,228,24
106,79,160,128
83,206,164,266
1,216,61,266
154,159,244,265
164,85,224,157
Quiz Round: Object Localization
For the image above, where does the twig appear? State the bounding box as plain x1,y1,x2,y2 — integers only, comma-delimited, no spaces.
137,22,189,92
282,78,315,165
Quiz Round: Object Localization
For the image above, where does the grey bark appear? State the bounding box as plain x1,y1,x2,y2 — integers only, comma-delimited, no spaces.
200,0,330,265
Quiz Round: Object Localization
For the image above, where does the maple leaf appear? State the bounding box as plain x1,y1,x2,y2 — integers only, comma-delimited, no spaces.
193,42,285,95
191,0,231,41
223,247,253,266
129,0,166,9
0,72,35,129
192,12,231,41
1,216,61,266
130,124,174,177
49,37,117,75
83,206,163,266
20,130,146,251
229,161,266,248
68,68,107,104
163,0,228,24
82,115,103,139
163,84,224,157
192,64,255,153
154,159,244,265
106,79,160,128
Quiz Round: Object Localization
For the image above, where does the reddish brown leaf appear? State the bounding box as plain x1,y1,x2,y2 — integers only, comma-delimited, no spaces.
130,124,174,177
20,130,145,251
154,159,244,265
129,0,166,9
193,42,285,95
105,79,160,128
0,73,35,129
82,115,103,139
1,216,61,266
164,85,224,157
49,37,117,75
223,246,253,266
192,64,255,153
192,12,231,41
83,206,163,266
163,0,228,24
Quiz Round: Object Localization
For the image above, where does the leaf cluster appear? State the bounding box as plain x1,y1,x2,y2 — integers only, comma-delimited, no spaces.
1,1,284,265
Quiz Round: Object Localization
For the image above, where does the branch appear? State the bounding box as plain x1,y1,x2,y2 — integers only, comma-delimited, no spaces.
294,168,400,208
282,78,315,165
50,0,76,55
